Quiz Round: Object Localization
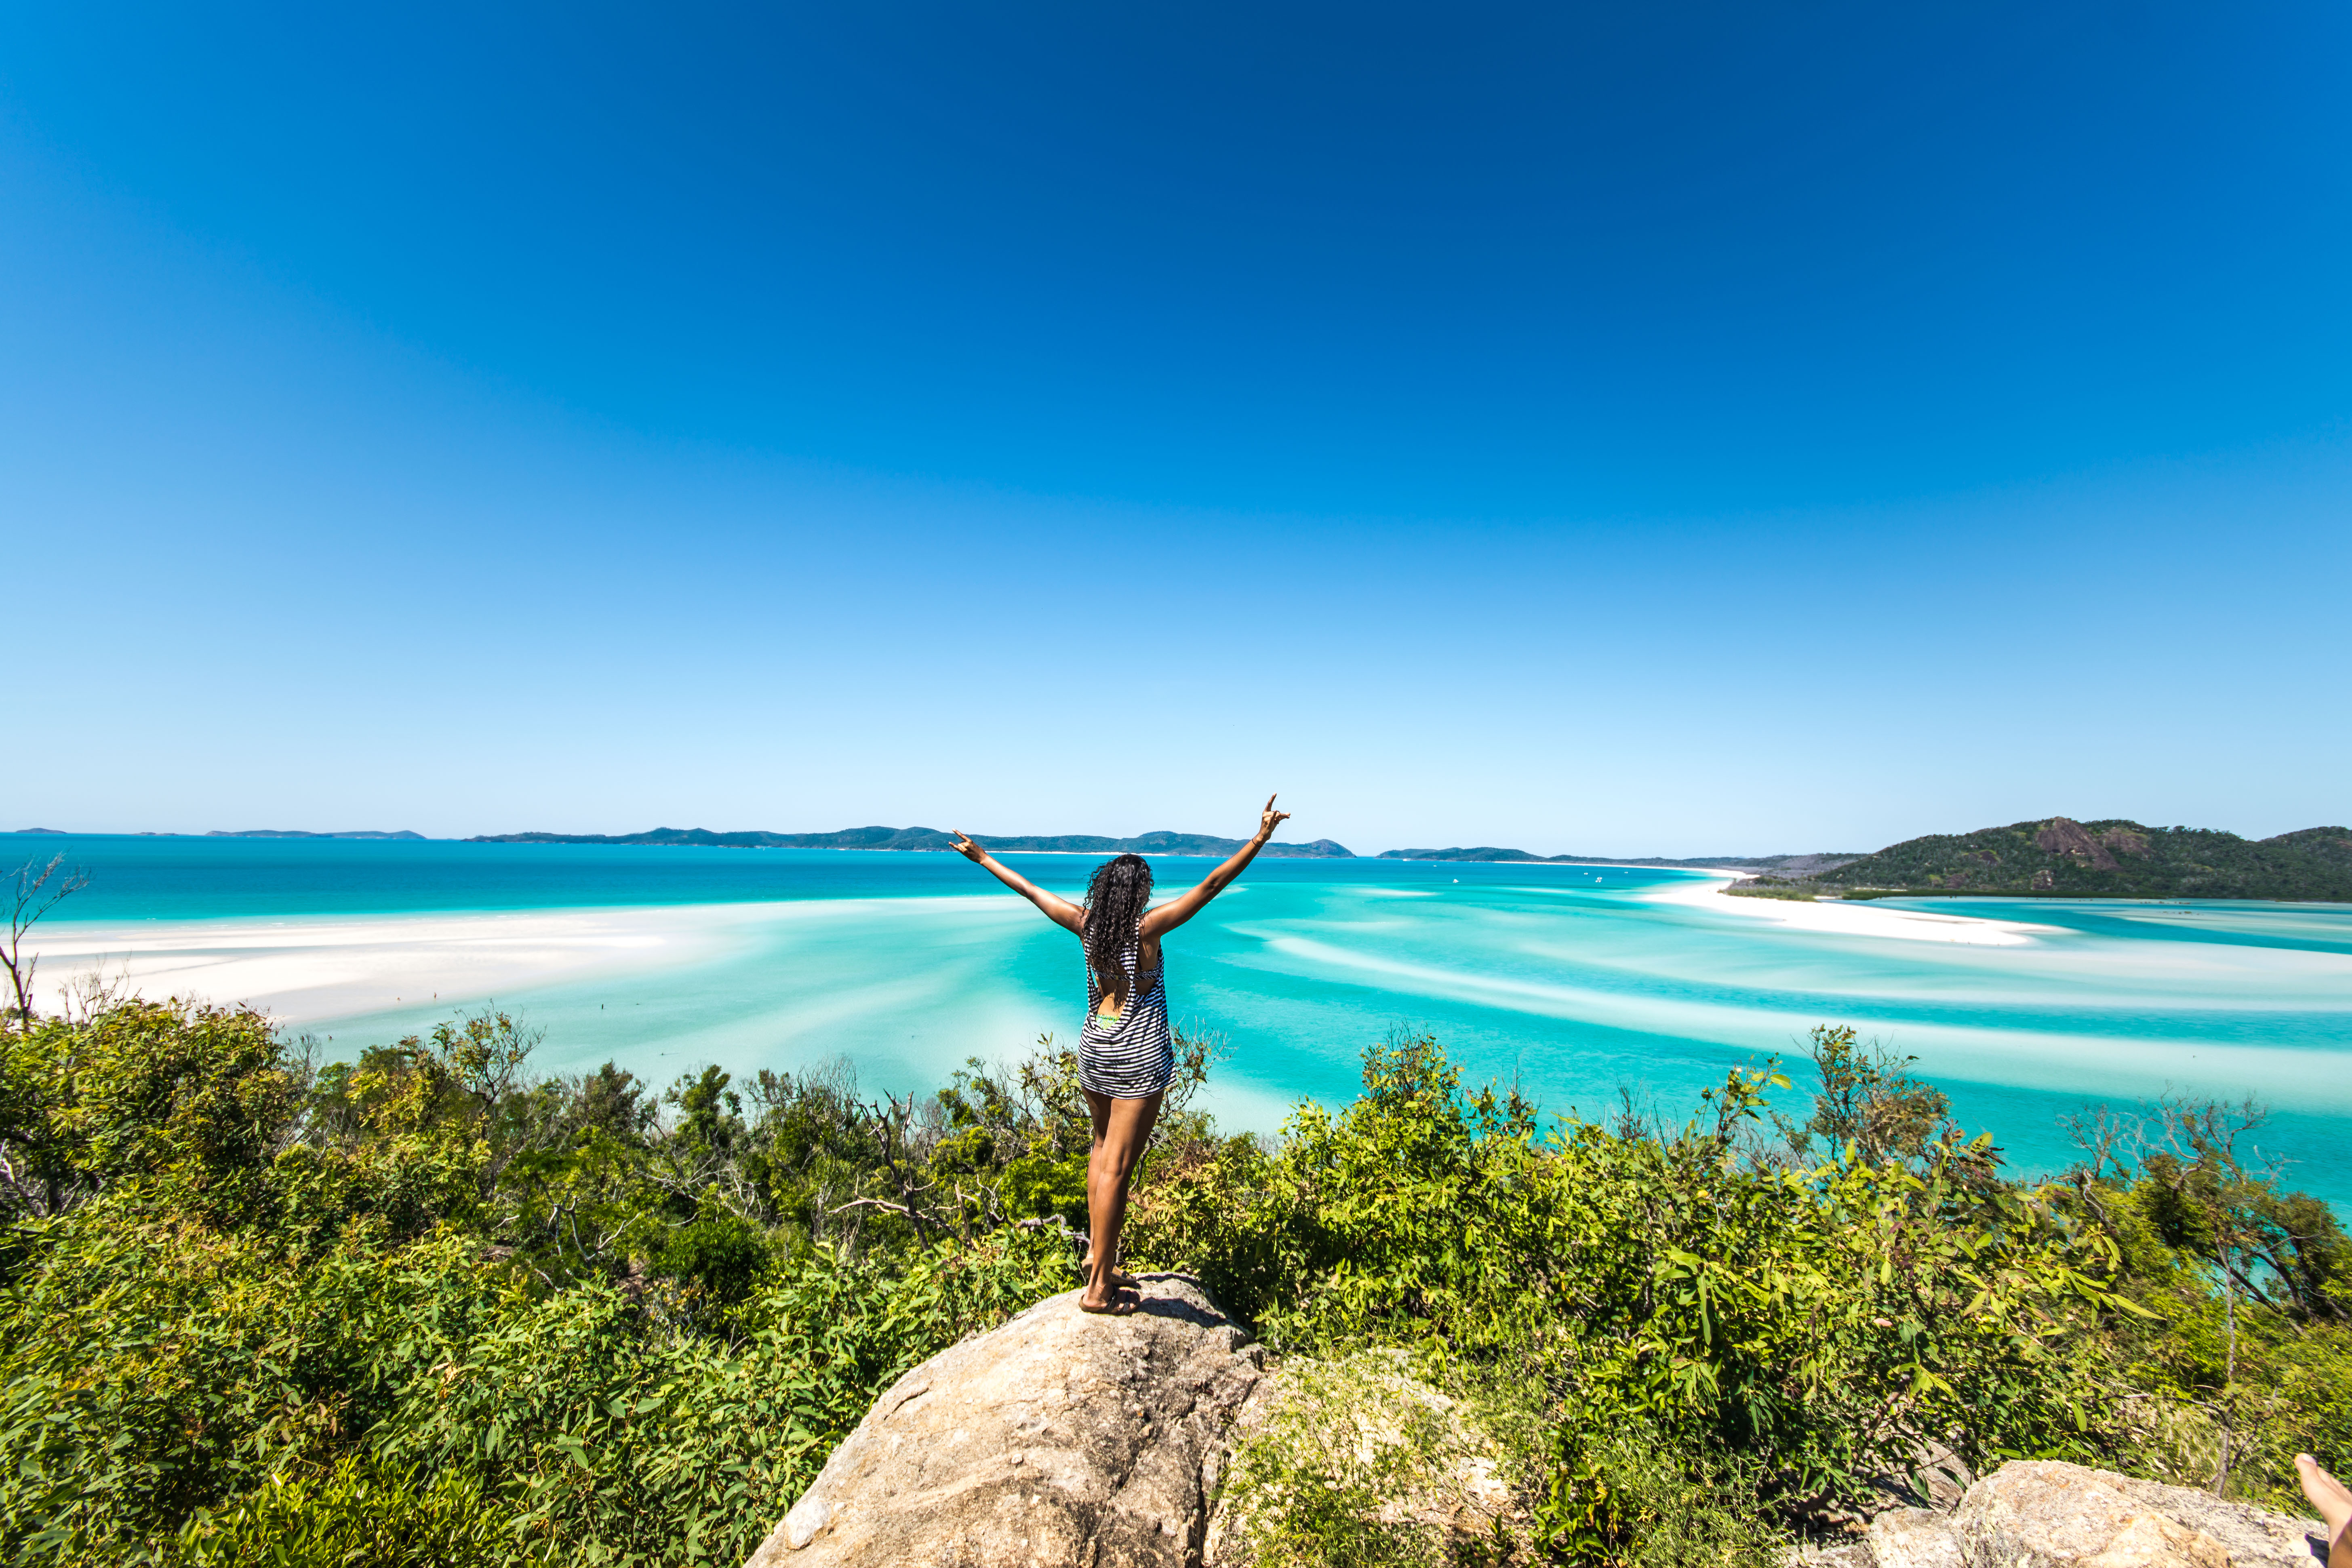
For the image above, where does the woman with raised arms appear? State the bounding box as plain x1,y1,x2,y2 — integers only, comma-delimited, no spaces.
949,795,1291,1315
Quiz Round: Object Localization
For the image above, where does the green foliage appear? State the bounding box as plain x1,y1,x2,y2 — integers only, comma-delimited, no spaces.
1217,1351,1523,1568
0,1000,1078,1566
0,1001,305,1227
6,993,2350,1565
171,1459,513,1568
1132,1030,2135,1551
1770,1025,1990,1181
655,1210,770,1307
1535,1422,1782,1568
350,1233,1067,1566
2057,1093,2352,1511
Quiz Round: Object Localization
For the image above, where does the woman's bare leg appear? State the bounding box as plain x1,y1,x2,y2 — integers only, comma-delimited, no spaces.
1078,1090,1134,1286
1080,1088,1163,1313
2297,1455,2352,1568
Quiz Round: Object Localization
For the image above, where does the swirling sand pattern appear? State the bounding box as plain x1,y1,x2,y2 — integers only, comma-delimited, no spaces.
24,837,2352,1199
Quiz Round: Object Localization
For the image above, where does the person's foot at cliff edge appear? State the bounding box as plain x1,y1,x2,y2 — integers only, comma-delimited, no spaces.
1082,1255,1140,1290
2296,1453,2352,1568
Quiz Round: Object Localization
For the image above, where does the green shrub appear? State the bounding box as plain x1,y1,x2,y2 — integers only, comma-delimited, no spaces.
363,1231,1070,1566
656,1210,772,1311
171,1460,514,1568
1216,1351,1527,1568
0,1000,1075,1566
1131,1031,2132,1528
1535,1421,1782,1568
6,995,2347,1564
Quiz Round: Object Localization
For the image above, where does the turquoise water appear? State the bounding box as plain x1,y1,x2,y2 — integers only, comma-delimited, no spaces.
23,835,2352,1200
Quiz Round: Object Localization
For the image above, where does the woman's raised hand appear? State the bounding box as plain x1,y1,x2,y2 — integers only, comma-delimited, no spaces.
948,830,986,862
1257,794,1291,841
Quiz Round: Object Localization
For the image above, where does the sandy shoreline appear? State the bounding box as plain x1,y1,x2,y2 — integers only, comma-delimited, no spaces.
1642,871,2061,947
23,906,755,1025
23,894,1061,1032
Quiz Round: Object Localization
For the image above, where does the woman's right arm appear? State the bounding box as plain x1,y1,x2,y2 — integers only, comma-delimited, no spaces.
948,832,1085,934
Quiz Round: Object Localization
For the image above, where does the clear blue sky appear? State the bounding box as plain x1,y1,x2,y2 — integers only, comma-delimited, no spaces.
6,2,2347,855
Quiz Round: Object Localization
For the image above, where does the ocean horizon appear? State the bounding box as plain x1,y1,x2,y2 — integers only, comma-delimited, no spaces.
20,832,2352,1202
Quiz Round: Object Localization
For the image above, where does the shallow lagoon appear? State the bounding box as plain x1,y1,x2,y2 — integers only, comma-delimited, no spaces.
25,835,2352,1200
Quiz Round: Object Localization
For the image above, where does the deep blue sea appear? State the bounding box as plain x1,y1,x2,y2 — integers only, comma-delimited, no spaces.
21,834,2352,1200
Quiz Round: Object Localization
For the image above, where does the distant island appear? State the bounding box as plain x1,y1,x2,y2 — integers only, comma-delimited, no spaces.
1733,817,2352,903
1379,847,1861,875
466,825,1359,858
40,821,2341,902
11,828,426,839
463,826,1881,867
206,829,428,840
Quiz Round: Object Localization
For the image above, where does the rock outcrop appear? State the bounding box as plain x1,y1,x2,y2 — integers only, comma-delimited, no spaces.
1852,1461,2323,1568
2036,818,2121,871
745,1283,2326,1568
741,1274,1264,1568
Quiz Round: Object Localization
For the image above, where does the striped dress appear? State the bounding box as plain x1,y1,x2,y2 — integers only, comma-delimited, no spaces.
1079,916,1176,1099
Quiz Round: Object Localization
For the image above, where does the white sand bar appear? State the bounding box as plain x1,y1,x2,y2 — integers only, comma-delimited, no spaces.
25,905,753,1025
1641,872,2062,947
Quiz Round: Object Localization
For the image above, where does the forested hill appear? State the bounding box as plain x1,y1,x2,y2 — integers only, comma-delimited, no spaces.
1797,818,2352,901
467,826,1358,858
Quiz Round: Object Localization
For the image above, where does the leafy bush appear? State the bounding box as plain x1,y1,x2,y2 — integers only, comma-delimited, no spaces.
1130,1029,2130,1532
171,1460,512,1568
4,996,2347,1565
1536,1421,1783,1568
1216,1351,1523,1568
0,1001,1074,1566
2056,1094,2352,1511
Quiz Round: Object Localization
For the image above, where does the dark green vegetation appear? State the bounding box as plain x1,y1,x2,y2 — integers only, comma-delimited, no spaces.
1131,1029,2352,1562
3,996,2347,1567
1739,817,2352,902
469,825,1358,857
0,1000,1175,1567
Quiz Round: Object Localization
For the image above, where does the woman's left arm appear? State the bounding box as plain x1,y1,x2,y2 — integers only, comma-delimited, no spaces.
1141,795,1292,937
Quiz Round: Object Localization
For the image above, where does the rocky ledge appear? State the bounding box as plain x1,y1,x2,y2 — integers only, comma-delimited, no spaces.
742,1274,1264,1568
1818,1460,2324,1568
741,1273,2328,1568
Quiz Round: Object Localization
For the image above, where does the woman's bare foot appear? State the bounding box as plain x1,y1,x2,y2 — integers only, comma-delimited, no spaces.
1079,1286,1137,1316
2295,1454,2352,1562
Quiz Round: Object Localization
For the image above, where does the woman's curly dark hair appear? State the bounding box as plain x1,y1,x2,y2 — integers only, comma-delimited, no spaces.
1082,853,1154,984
